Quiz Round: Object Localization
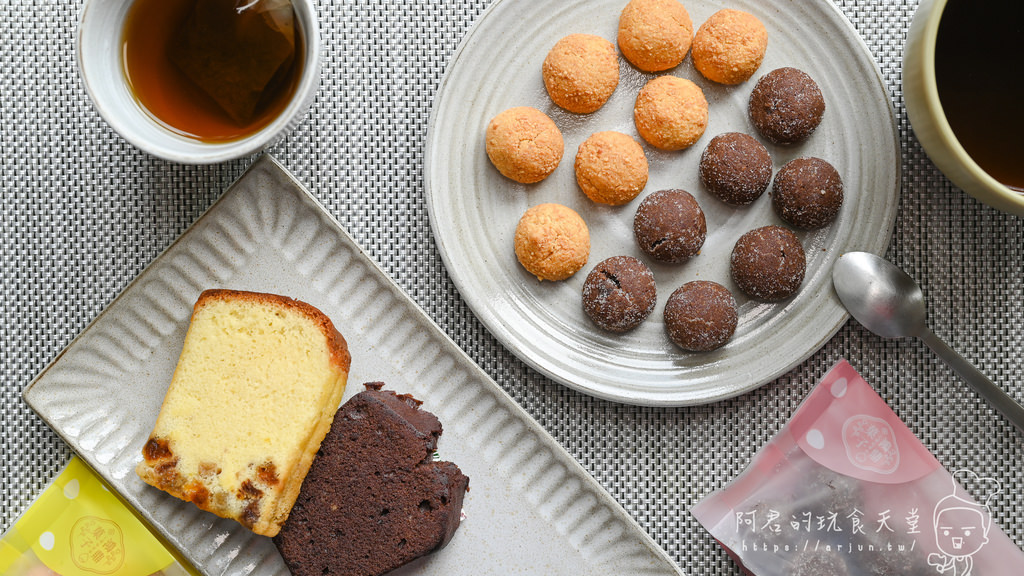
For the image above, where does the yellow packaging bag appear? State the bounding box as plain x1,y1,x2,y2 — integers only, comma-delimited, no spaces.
0,457,192,576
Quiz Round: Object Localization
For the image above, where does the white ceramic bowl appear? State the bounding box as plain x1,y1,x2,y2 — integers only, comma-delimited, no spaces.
903,0,1024,216
77,0,321,164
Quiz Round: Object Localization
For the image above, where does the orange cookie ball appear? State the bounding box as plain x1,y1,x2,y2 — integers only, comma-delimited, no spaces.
485,107,564,183
514,203,591,281
574,131,649,205
692,9,768,85
617,0,694,72
633,75,708,150
543,34,620,114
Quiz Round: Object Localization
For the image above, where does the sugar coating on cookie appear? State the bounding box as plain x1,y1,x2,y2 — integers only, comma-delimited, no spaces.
748,67,825,145
543,34,620,114
692,9,768,85
575,131,649,205
664,280,738,352
582,256,657,333
633,188,706,263
771,157,844,229
485,107,564,183
634,75,708,151
730,225,806,301
514,203,590,281
699,132,772,205
618,0,693,72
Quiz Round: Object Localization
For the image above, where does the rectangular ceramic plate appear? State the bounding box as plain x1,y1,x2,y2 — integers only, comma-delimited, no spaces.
23,156,684,576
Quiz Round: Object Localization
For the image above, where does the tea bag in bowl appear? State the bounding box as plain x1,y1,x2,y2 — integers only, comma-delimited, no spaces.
169,0,296,124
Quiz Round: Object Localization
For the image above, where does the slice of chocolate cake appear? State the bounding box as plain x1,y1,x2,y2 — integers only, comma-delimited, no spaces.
274,383,468,576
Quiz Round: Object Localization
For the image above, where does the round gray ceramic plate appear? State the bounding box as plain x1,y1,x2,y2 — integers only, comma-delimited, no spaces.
425,0,900,406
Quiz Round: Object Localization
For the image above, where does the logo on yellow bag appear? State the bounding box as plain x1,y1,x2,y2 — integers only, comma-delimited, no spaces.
70,516,125,575
0,457,186,576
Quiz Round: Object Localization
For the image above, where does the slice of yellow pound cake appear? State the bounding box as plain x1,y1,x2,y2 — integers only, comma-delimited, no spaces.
136,289,350,537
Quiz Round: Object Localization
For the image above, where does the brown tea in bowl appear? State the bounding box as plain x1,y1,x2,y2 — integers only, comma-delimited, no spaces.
934,0,1024,192
121,0,304,143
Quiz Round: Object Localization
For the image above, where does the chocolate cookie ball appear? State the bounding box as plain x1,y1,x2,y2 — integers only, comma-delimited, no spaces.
634,75,708,151
692,9,768,85
748,67,825,145
581,256,657,332
771,157,843,229
514,203,590,281
543,34,620,114
699,132,772,205
633,189,706,263
730,225,806,300
664,281,738,352
617,0,693,72
575,131,649,205
485,107,564,183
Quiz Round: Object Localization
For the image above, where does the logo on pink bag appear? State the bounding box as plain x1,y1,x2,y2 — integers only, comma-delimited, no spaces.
842,415,900,474
926,470,998,576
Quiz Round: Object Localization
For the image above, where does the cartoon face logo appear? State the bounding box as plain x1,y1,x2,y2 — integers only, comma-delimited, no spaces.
926,470,998,576
935,505,990,557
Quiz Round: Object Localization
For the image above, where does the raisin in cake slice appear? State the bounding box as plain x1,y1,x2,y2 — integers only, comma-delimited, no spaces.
274,383,469,576
136,289,350,537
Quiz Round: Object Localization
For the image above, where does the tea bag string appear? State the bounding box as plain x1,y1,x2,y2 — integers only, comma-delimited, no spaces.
235,0,292,13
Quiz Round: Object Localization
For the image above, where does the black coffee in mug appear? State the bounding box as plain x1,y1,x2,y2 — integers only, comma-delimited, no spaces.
934,0,1024,192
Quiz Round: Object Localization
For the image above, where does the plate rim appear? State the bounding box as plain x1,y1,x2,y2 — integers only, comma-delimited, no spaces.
423,0,902,407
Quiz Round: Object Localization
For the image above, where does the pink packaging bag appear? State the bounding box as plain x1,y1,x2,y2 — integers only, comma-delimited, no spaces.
691,359,1024,576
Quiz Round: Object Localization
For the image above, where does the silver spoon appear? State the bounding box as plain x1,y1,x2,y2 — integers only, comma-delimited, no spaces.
832,251,1024,433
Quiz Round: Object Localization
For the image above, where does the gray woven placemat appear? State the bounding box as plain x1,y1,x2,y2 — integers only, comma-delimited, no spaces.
1,0,1021,574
